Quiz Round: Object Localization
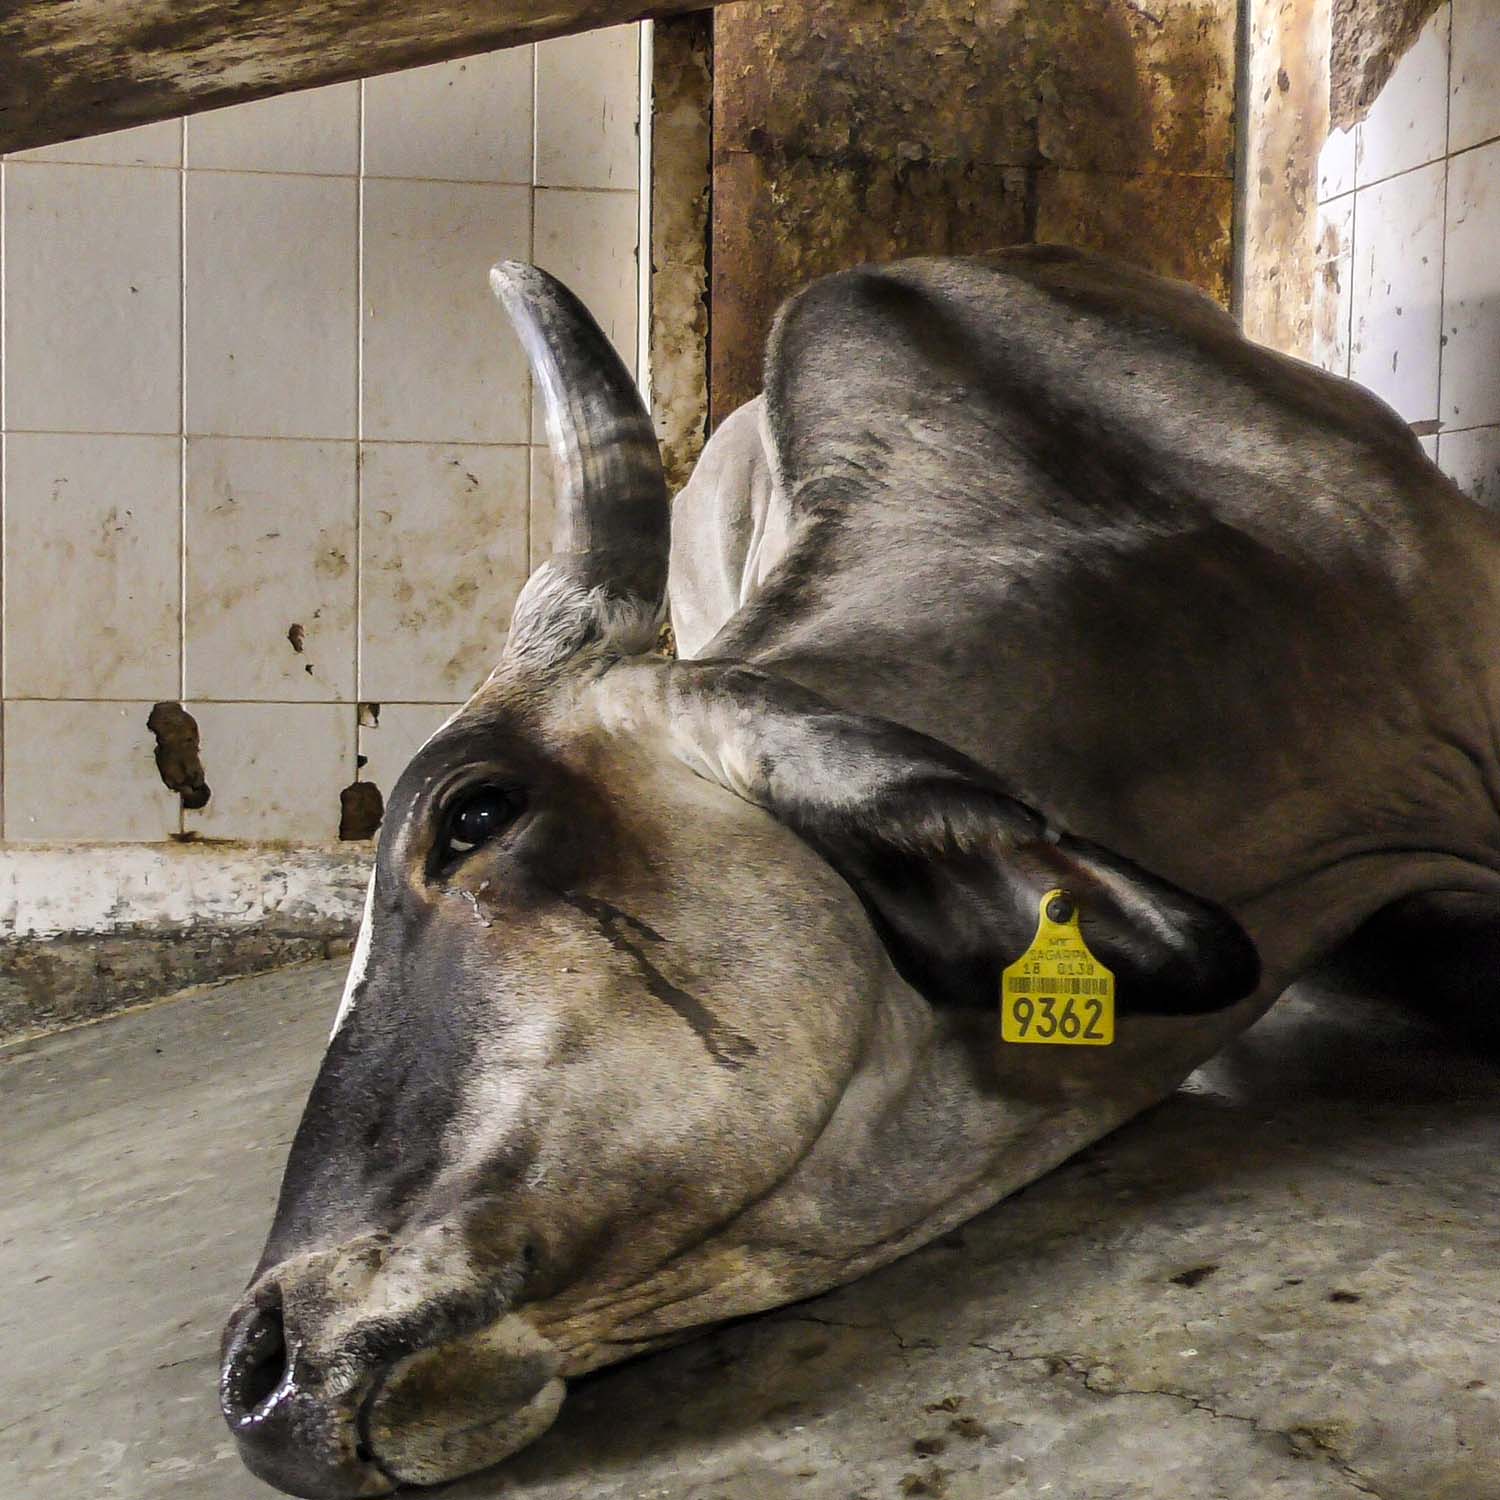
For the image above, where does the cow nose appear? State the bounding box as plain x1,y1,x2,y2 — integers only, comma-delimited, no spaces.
220,1289,394,1499
221,1297,290,1424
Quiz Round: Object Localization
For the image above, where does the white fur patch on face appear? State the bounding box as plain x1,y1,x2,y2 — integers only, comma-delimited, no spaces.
502,560,663,672
331,870,377,1040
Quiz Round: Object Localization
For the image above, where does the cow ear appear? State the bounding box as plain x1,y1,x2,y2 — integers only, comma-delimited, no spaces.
661,662,1259,1015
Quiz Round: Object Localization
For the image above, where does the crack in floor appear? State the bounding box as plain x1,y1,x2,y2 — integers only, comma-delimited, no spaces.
967,1339,1382,1498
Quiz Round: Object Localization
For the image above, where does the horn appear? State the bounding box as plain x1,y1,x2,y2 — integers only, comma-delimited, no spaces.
490,262,668,657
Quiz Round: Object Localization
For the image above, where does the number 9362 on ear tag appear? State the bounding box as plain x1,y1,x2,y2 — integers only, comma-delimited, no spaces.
1001,889,1114,1045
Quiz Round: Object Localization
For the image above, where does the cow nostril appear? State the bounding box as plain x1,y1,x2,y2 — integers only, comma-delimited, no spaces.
223,1300,290,1423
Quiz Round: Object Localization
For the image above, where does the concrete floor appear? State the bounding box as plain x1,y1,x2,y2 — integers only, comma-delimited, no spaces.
3,964,1500,1500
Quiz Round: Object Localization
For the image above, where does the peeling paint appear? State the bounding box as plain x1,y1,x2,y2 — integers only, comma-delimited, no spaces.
1330,0,1445,130
146,701,211,810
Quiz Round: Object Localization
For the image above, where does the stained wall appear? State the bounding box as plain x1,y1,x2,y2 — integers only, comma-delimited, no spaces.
710,0,1239,422
1311,0,1500,499
1244,0,1499,504
0,27,645,845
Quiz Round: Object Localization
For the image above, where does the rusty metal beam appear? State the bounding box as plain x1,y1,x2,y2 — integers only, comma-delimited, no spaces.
0,0,736,155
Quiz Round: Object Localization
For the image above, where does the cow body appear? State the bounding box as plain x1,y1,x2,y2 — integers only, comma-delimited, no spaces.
675,250,1500,991
221,247,1500,1499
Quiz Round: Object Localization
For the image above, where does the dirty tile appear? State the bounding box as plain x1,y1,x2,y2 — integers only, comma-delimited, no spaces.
1355,6,1450,187
360,178,531,444
2,701,179,841
535,25,641,191
184,702,354,841
1318,128,1356,202
186,82,359,174
1450,0,1500,154
708,148,1029,420
1349,161,1445,424
529,445,556,572
1040,1,1237,176
1310,194,1354,377
184,438,356,701
533,189,641,443
358,443,529,701
3,163,180,434
363,50,533,183
4,434,180,700
1439,425,1500,509
1033,169,1234,306
1440,140,1500,431
8,120,181,167
185,171,358,439
357,702,466,805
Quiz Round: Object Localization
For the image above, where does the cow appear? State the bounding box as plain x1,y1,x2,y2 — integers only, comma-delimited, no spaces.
220,245,1500,1498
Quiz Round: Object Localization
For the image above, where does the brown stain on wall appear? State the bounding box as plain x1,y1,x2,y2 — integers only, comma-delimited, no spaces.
710,0,1237,423
338,781,385,841
1240,0,1331,359
651,12,714,495
1242,0,1443,361
147,702,211,810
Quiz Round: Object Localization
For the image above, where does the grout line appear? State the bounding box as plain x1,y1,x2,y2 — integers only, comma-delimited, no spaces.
531,39,542,188
354,78,366,738
637,20,654,401
1434,0,1454,457
526,41,539,573
2,157,640,195
178,116,188,836
1342,152,1448,200
0,429,535,447
0,157,182,174
1342,158,1358,384
1228,0,1251,324
1447,129,1500,162
0,156,513,185
1430,421,1500,437
0,697,480,707
1,152,7,835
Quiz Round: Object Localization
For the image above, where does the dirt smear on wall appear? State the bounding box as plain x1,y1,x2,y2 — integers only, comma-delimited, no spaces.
147,702,211,810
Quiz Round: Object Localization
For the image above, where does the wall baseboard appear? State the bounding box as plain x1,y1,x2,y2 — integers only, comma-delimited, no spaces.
0,843,371,1043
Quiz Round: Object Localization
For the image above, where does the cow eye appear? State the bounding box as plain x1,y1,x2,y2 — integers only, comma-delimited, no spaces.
442,786,523,860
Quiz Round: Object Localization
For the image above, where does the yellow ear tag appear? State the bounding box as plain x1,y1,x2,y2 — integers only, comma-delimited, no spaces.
1001,889,1115,1045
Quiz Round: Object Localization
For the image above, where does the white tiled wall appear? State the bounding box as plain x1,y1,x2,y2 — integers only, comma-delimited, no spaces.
1312,1,1500,505
0,31,645,843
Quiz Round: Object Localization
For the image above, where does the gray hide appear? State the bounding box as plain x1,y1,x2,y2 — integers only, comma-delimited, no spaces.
672,247,1500,995
222,245,1500,1500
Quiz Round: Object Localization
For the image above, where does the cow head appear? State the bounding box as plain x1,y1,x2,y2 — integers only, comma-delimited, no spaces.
220,265,1260,1498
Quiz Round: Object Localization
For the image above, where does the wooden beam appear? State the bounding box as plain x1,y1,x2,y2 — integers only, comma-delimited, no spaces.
0,0,732,155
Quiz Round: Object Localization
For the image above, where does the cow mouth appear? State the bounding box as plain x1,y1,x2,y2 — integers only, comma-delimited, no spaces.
223,1275,566,1498
353,1312,567,1490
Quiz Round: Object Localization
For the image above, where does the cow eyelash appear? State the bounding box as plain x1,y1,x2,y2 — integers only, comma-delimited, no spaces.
438,785,525,865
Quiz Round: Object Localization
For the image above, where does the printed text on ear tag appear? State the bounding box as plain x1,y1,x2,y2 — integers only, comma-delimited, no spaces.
1001,889,1115,1045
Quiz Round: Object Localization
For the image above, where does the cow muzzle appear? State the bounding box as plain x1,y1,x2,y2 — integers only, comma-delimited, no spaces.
220,1246,565,1498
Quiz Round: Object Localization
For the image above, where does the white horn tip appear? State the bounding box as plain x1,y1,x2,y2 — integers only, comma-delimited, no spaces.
490,260,542,300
